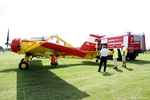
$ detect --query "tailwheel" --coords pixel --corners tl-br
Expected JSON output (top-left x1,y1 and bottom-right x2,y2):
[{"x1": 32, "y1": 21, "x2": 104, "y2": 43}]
[
  {"x1": 19, "y1": 61, "x2": 29, "y2": 70},
  {"x1": 96, "y1": 59, "x2": 99, "y2": 63}
]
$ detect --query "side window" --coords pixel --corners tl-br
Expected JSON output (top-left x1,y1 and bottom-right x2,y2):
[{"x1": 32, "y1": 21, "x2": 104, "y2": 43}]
[
  {"x1": 134, "y1": 35, "x2": 141, "y2": 41},
  {"x1": 60, "y1": 40, "x2": 66, "y2": 46},
  {"x1": 48, "y1": 38, "x2": 58, "y2": 44}
]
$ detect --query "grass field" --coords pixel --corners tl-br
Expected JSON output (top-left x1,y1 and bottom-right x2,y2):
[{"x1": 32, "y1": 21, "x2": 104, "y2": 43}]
[{"x1": 0, "y1": 52, "x2": 150, "y2": 100}]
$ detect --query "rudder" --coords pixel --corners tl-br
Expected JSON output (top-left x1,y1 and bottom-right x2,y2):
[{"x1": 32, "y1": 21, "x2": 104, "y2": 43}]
[{"x1": 79, "y1": 34, "x2": 103, "y2": 51}]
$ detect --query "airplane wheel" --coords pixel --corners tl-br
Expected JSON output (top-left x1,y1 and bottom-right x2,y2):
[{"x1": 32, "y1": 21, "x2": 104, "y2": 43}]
[
  {"x1": 21, "y1": 58, "x2": 24, "y2": 62},
  {"x1": 19, "y1": 61, "x2": 29, "y2": 70},
  {"x1": 21, "y1": 58, "x2": 29, "y2": 62}
]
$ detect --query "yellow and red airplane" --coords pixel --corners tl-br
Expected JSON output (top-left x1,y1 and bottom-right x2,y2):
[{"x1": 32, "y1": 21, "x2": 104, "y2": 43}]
[{"x1": 5, "y1": 30, "x2": 112, "y2": 70}]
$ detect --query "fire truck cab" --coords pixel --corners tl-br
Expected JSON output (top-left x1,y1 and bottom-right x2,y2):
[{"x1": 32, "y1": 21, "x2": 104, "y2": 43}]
[{"x1": 98, "y1": 32, "x2": 146, "y2": 60}]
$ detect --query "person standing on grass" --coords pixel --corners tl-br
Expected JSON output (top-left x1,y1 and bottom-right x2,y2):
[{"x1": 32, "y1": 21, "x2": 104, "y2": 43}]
[
  {"x1": 98, "y1": 45, "x2": 110, "y2": 72},
  {"x1": 50, "y1": 55, "x2": 58, "y2": 68},
  {"x1": 112, "y1": 45, "x2": 118, "y2": 69},
  {"x1": 121, "y1": 44, "x2": 127, "y2": 68}
]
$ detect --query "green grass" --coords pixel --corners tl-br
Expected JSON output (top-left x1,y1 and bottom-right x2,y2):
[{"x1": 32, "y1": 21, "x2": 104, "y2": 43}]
[{"x1": 0, "y1": 52, "x2": 150, "y2": 100}]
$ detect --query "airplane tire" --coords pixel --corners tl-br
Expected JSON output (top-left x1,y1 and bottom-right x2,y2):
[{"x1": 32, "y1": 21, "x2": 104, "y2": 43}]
[
  {"x1": 19, "y1": 61, "x2": 29, "y2": 70},
  {"x1": 21, "y1": 58, "x2": 29, "y2": 62},
  {"x1": 21, "y1": 58, "x2": 24, "y2": 62},
  {"x1": 96, "y1": 59, "x2": 99, "y2": 63}
]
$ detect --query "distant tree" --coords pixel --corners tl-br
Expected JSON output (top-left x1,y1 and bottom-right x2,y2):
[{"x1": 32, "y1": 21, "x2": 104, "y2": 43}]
[
  {"x1": 4, "y1": 48, "x2": 11, "y2": 51},
  {"x1": 0, "y1": 46, "x2": 4, "y2": 51}
]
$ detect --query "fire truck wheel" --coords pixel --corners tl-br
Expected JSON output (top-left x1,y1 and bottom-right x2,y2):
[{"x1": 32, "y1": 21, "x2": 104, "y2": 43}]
[
  {"x1": 118, "y1": 50, "x2": 122, "y2": 60},
  {"x1": 129, "y1": 54, "x2": 136, "y2": 60}
]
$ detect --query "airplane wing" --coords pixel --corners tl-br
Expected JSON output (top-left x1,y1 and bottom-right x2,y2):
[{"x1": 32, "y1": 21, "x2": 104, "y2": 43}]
[{"x1": 20, "y1": 41, "x2": 87, "y2": 58}]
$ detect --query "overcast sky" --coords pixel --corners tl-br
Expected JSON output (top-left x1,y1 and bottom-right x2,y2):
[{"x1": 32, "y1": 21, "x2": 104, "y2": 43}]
[{"x1": 0, "y1": 0, "x2": 150, "y2": 48}]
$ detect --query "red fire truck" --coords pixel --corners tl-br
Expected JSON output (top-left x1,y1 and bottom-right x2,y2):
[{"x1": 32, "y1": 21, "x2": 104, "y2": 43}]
[{"x1": 97, "y1": 32, "x2": 146, "y2": 60}]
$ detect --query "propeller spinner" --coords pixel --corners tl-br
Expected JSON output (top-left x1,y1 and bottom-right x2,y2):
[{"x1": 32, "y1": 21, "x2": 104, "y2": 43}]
[{"x1": 11, "y1": 38, "x2": 21, "y2": 53}]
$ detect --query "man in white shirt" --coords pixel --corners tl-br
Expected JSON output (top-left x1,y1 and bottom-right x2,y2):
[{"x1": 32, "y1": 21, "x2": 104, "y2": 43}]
[{"x1": 98, "y1": 45, "x2": 110, "y2": 72}]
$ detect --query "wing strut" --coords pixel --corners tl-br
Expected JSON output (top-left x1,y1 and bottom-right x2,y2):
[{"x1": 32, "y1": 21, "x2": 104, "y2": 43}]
[{"x1": 57, "y1": 58, "x2": 69, "y2": 67}]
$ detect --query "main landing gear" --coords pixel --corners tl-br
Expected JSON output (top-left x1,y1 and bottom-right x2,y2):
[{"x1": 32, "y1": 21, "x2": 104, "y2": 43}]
[
  {"x1": 19, "y1": 61, "x2": 29, "y2": 70},
  {"x1": 18, "y1": 54, "x2": 31, "y2": 70}
]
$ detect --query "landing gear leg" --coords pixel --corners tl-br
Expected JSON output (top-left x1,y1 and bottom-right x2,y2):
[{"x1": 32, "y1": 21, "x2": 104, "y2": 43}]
[{"x1": 19, "y1": 53, "x2": 31, "y2": 70}]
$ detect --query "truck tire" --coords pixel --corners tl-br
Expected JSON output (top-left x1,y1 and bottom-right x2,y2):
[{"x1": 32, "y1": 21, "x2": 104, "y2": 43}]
[
  {"x1": 118, "y1": 49, "x2": 122, "y2": 60},
  {"x1": 129, "y1": 53, "x2": 136, "y2": 60}
]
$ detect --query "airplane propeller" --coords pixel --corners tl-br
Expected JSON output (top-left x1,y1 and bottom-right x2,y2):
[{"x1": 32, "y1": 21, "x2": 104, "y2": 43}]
[
  {"x1": 4, "y1": 28, "x2": 21, "y2": 53},
  {"x1": 5, "y1": 29, "x2": 10, "y2": 49}
]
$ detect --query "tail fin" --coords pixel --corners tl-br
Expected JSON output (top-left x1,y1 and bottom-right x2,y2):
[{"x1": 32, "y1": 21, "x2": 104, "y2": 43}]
[{"x1": 79, "y1": 34, "x2": 103, "y2": 51}]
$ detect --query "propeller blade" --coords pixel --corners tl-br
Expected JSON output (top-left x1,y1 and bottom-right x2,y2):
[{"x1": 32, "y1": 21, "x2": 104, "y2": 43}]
[
  {"x1": 5, "y1": 28, "x2": 10, "y2": 47},
  {"x1": 7, "y1": 28, "x2": 9, "y2": 43}
]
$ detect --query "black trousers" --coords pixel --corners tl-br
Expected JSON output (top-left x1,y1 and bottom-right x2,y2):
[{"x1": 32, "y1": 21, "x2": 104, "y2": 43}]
[{"x1": 98, "y1": 57, "x2": 107, "y2": 72}]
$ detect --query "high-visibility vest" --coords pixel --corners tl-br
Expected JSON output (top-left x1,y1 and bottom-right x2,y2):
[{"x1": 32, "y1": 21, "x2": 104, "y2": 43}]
[
  {"x1": 113, "y1": 48, "x2": 118, "y2": 58},
  {"x1": 121, "y1": 47, "x2": 127, "y2": 56}
]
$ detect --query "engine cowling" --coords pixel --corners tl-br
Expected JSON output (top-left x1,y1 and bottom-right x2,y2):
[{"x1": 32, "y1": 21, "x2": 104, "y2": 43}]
[{"x1": 11, "y1": 38, "x2": 21, "y2": 53}]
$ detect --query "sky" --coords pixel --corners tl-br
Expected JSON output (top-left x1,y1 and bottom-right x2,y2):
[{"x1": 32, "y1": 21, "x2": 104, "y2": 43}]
[{"x1": 0, "y1": 0, "x2": 150, "y2": 49}]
